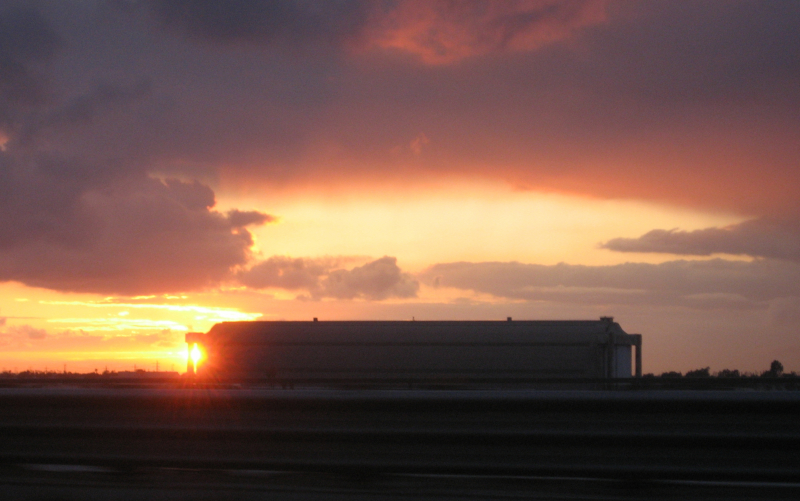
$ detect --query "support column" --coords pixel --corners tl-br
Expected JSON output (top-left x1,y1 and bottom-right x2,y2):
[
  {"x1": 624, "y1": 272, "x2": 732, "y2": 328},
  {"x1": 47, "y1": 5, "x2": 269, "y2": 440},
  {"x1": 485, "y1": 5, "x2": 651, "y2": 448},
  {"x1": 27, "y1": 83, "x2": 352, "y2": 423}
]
[
  {"x1": 633, "y1": 334, "x2": 642, "y2": 377},
  {"x1": 605, "y1": 331, "x2": 616, "y2": 379}
]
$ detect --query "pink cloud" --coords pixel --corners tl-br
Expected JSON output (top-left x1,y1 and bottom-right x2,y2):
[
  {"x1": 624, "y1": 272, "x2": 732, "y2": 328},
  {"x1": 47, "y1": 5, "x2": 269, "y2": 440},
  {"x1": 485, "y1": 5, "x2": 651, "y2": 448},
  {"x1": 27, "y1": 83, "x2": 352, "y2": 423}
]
[{"x1": 364, "y1": 0, "x2": 609, "y2": 64}]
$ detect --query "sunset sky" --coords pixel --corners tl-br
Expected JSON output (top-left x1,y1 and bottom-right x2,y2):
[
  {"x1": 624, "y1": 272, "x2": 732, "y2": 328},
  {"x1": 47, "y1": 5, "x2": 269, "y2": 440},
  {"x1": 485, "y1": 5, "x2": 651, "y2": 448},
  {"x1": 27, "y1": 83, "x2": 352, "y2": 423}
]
[{"x1": 1, "y1": 0, "x2": 799, "y2": 374}]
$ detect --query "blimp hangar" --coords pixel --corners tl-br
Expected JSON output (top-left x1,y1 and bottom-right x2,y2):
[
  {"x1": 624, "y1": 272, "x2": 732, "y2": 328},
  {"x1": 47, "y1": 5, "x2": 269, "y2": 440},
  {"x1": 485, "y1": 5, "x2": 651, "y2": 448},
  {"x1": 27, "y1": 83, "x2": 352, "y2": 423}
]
[{"x1": 185, "y1": 317, "x2": 642, "y2": 385}]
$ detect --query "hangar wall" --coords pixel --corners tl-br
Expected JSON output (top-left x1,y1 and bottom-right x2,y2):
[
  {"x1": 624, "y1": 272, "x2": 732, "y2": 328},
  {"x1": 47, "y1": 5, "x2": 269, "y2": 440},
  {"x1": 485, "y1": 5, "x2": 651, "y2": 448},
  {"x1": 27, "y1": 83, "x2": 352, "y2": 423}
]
[{"x1": 186, "y1": 317, "x2": 642, "y2": 382}]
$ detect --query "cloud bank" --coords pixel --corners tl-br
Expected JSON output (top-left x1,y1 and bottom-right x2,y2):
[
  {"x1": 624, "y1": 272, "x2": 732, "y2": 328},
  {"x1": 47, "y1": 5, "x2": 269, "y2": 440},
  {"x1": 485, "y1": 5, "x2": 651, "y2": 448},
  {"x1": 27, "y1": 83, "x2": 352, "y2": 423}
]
[
  {"x1": 422, "y1": 259, "x2": 800, "y2": 309},
  {"x1": 239, "y1": 256, "x2": 419, "y2": 300},
  {"x1": 602, "y1": 218, "x2": 800, "y2": 262},
  {"x1": 0, "y1": 151, "x2": 274, "y2": 295},
  {"x1": 4, "y1": 1, "x2": 796, "y2": 213},
  {"x1": 0, "y1": 2, "x2": 276, "y2": 295}
]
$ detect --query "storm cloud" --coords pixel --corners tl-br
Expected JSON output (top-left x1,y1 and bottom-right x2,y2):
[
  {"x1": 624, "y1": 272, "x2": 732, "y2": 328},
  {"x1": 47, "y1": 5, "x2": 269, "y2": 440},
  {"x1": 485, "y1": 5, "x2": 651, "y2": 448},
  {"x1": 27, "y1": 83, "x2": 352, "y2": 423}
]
[{"x1": 0, "y1": 151, "x2": 274, "y2": 295}]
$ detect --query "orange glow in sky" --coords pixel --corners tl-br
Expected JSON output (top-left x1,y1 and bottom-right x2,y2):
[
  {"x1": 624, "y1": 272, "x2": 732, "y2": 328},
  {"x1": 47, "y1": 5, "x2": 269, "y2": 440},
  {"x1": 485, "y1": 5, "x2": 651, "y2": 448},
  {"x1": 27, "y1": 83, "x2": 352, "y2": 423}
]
[
  {"x1": 0, "y1": 182, "x2": 752, "y2": 374},
  {"x1": 2, "y1": 1, "x2": 799, "y2": 376},
  {"x1": 222, "y1": 181, "x2": 744, "y2": 271}
]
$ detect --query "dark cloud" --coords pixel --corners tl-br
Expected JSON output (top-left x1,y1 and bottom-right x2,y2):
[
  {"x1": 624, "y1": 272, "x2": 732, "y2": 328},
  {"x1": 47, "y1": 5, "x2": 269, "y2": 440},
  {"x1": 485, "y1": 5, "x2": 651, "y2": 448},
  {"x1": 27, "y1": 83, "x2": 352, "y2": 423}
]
[
  {"x1": 421, "y1": 259, "x2": 800, "y2": 308},
  {"x1": 239, "y1": 255, "x2": 419, "y2": 300},
  {"x1": 0, "y1": 5, "x2": 61, "y2": 106},
  {"x1": 149, "y1": 0, "x2": 370, "y2": 48},
  {"x1": 4, "y1": 1, "x2": 793, "y2": 218},
  {"x1": 148, "y1": 0, "x2": 609, "y2": 64},
  {"x1": 0, "y1": 151, "x2": 274, "y2": 295},
  {"x1": 20, "y1": 80, "x2": 152, "y2": 143},
  {"x1": 602, "y1": 218, "x2": 800, "y2": 262}
]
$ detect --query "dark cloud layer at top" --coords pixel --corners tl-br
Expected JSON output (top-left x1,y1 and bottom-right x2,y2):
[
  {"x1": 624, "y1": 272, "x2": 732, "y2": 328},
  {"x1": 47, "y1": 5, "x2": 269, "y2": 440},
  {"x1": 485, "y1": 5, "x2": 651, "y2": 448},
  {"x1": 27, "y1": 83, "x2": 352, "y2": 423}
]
[
  {"x1": 137, "y1": 0, "x2": 800, "y2": 216},
  {"x1": 602, "y1": 218, "x2": 800, "y2": 262},
  {"x1": 149, "y1": 0, "x2": 370, "y2": 48},
  {"x1": 5, "y1": 0, "x2": 795, "y2": 215},
  {"x1": 0, "y1": 5, "x2": 60, "y2": 106},
  {"x1": 148, "y1": 0, "x2": 607, "y2": 63},
  {"x1": 20, "y1": 80, "x2": 153, "y2": 143}
]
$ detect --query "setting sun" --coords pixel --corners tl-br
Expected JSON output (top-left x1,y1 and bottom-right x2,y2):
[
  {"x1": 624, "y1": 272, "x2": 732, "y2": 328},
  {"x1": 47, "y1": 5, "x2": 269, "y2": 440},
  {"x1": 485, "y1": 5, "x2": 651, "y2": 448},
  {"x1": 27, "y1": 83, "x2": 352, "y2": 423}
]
[
  {"x1": 190, "y1": 344, "x2": 202, "y2": 372},
  {"x1": 0, "y1": 1, "x2": 799, "y2": 375}
]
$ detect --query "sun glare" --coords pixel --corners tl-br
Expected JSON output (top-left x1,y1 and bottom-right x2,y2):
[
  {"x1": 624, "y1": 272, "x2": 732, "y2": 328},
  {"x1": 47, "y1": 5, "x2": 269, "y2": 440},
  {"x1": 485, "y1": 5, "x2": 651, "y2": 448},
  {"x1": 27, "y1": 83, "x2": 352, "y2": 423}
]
[{"x1": 190, "y1": 343, "x2": 202, "y2": 373}]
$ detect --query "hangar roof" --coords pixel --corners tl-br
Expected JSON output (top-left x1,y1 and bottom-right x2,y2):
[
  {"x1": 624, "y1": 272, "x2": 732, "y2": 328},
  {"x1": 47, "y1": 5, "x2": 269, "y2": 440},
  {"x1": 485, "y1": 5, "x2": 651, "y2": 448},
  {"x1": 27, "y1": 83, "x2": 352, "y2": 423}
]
[{"x1": 198, "y1": 319, "x2": 637, "y2": 346}]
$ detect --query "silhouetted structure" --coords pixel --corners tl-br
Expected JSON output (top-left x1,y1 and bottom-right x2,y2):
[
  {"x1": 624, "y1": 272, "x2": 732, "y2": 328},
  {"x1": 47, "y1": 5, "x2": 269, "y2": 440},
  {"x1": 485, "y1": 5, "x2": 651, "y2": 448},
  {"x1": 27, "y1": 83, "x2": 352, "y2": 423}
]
[{"x1": 186, "y1": 317, "x2": 641, "y2": 383}]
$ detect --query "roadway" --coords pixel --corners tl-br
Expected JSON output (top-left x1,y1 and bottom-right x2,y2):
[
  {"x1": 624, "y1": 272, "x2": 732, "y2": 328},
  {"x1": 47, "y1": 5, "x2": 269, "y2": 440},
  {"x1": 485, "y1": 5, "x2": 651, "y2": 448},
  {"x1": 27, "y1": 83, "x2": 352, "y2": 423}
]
[{"x1": 1, "y1": 388, "x2": 799, "y2": 500}]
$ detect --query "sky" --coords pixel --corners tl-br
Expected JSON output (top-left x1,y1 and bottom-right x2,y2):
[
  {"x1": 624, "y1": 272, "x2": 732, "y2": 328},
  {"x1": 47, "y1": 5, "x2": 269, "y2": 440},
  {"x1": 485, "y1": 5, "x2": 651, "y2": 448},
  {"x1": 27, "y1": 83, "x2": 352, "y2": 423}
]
[{"x1": 1, "y1": 0, "x2": 799, "y2": 375}]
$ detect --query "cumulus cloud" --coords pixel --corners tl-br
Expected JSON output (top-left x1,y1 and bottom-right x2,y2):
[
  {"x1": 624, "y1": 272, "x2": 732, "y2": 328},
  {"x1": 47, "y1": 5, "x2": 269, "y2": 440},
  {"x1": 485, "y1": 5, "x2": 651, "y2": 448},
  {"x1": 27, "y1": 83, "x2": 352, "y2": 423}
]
[
  {"x1": 238, "y1": 256, "x2": 343, "y2": 291},
  {"x1": 239, "y1": 255, "x2": 419, "y2": 300},
  {"x1": 320, "y1": 256, "x2": 419, "y2": 300},
  {"x1": 421, "y1": 259, "x2": 800, "y2": 309},
  {"x1": 0, "y1": 152, "x2": 275, "y2": 295},
  {"x1": 601, "y1": 218, "x2": 800, "y2": 262}
]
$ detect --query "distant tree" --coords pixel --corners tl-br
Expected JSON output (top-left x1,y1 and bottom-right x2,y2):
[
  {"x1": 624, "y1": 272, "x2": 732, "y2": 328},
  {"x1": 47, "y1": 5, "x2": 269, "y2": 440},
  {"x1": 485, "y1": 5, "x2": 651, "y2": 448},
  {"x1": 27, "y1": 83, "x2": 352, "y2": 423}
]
[
  {"x1": 716, "y1": 369, "x2": 740, "y2": 378},
  {"x1": 685, "y1": 367, "x2": 711, "y2": 378},
  {"x1": 660, "y1": 371, "x2": 682, "y2": 378},
  {"x1": 762, "y1": 360, "x2": 784, "y2": 378}
]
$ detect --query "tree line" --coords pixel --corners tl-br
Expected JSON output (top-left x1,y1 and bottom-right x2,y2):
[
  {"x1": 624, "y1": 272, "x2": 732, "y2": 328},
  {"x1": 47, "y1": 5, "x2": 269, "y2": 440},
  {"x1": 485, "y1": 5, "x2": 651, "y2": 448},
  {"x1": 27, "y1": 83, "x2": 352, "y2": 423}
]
[{"x1": 645, "y1": 360, "x2": 794, "y2": 378}]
